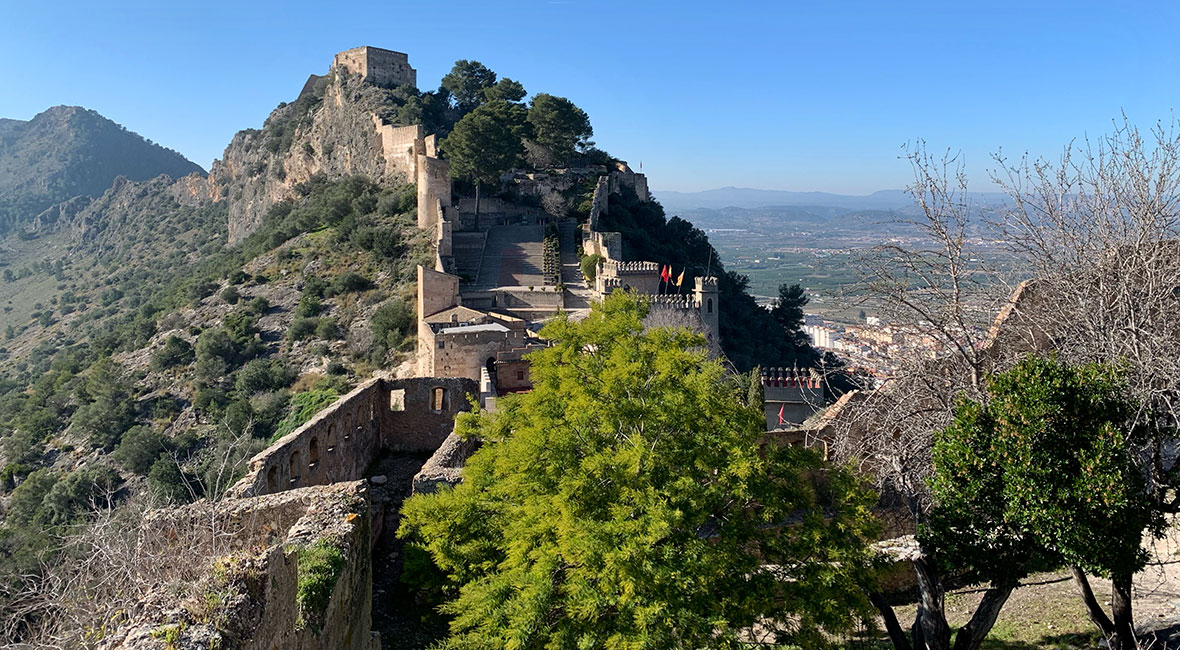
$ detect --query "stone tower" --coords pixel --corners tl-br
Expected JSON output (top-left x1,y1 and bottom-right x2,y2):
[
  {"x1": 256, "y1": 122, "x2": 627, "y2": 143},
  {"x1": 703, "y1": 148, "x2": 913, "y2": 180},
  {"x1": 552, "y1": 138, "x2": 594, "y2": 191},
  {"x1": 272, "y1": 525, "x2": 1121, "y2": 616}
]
[
  {"x1": 694, "y1": 276, "x2": 720, "y2": 341},
  {"x1": 332, "y1": 46, "x2": 417, "y2": 88}
]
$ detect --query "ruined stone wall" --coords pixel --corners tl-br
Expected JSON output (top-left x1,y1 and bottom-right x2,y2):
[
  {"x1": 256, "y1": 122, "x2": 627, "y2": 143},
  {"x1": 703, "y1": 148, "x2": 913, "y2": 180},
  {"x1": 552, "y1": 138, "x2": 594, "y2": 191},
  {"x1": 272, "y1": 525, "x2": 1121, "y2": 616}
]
[
  {"x1": 374, "y1": 120, "x2": 423, "y2": 180},
  {"x1": 229, "y1": 377, "x2": 476, "y2": 498},
  {"x1": 413, "y1": 433, "x2": 481, "y2": 495},
  {"x1": 102, "y1": 482, "x2": 378, "y2": 650}
]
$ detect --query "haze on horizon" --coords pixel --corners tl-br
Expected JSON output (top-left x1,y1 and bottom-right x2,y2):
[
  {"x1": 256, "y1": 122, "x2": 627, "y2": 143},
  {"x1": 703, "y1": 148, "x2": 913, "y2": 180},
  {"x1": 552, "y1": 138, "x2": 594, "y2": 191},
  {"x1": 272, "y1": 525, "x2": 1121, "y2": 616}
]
[{"x1": 2, "y1": 0, "x2": 1175, "y2": 196}]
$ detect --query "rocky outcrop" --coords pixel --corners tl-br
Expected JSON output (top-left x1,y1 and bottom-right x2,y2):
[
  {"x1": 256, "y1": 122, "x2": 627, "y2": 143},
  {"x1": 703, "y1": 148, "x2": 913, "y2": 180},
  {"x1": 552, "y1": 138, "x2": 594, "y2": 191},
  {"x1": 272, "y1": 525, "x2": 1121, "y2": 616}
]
[{"x1": 210, "y1": 67, "x2": 422, "y2": 243}]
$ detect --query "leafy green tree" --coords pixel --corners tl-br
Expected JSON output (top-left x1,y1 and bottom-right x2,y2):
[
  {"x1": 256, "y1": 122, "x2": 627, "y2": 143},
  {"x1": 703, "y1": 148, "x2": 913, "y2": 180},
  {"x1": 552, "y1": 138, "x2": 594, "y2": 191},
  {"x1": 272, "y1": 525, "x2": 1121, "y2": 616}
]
[
  {"x1": 72, "y1": 358, "x2": 137, "y2": 449},
  {"x1": 400, "y1": 293, "x2": 880, "y2": 649},
  {"x1": 483, "y1": 78, "x2": 526, "y2": 104},
  {"x1": 931, "y1": 357, "x2": 1158, "y2": 650},
  {"x1": 443, "y1": 100, "x2": 529, "y2": 226},
  {"x1": 879, "y1": 356, "x2": 1159, "y2": 650},
  {"x1": 440, "y1": 60, "x2": 498, "y2": 114},
  {"x1": 527, "y1": 93, "x2": 593, "y2": 164},
  {"x1": 235, "y1": 358, "x2": 296, "y2": 395}
]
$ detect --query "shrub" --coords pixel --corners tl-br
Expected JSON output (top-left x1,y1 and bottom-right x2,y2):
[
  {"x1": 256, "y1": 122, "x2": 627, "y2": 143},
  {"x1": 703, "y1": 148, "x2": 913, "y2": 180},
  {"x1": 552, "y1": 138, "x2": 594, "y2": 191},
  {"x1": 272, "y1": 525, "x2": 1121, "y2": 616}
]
[
  {"x1": 148, "y1": 457, "x2": 195, "y2": 504},
  {"x1": 37, "y1": 466, "x2": 121, "y2": 525},
  {"x1": 114, "y1": 426, "x2": 168, "y2": 475},
  {"x1": 6, "y1": 469, "x2": 58, "y2": 525},
  {"x1": 151, "y1": 336, "x2": 194, "y2": 371},
  {"x1": 371, "y1": 300, "x2": 413, "y2": 349},
  {"x1": 296, "y1": 538, "x2": 348, "y2": 631},
  {"x1": 220, "y1": 286, "x2": 240, "y2": 305},
  {"x1": 272, "y1": 389, "x2": 340, "y2": 441},
  {"x1": 287, "y1": 318, "x2": 319, "y2": 342},
  {"x1": 580, "y1": 253, "x2": 602, "y2": 283},
  {"x1": 295, "y1": 294, "x2": 322, "y2": 318},
  {"x1": 325, "y1": 272, "x2": 372, "y2": 297},
  {"x1": 315, "y1": 318, "x2": 340, "y2": 340},
  {"x1": 235, "y1": 358, "x2": 296, "y2": 395}
]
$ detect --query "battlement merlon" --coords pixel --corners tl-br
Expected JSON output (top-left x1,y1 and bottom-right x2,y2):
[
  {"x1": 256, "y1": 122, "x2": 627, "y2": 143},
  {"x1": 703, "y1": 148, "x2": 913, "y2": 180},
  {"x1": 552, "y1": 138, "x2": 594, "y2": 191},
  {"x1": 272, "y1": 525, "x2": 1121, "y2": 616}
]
[{"x1": 333, "y1": 46, "x2": 417, "y2": 89}]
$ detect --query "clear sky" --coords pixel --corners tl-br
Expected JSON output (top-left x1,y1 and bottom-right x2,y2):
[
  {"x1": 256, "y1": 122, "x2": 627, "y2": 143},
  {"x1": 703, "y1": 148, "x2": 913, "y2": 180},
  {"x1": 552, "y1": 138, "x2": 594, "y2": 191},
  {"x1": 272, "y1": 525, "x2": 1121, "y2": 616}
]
[{"x1": 2, "y1": 1, "x2": 1176, "y2": 194}]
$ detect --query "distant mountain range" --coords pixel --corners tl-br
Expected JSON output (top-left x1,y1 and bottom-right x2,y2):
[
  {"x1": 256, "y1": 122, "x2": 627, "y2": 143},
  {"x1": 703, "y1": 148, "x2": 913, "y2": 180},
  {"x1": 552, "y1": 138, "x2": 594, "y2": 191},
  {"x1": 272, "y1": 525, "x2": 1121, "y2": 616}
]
[
  {"x1": 0, "y1": 105, "x2": 205, "y2": 234},
  {"x1": 653, "y1": 186, "x2": 1008, "y2": 212}
]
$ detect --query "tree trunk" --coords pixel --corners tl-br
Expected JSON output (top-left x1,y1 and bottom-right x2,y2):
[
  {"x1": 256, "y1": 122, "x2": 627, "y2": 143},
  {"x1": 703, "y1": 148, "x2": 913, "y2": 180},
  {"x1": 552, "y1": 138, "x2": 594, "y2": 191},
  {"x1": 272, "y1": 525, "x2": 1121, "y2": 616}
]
[
  {"x1": 951, "y1": 583, "x2": 1014, "y2": 650},
  {"x1": 1111, "y1": 572, "x2": 1138, "y2": 650},
  {"x1": 1071, "y1": 566, "x2": 1117, "y2": 642},
  {"x1": 869, "y1": 591, "x2": 912, "y2": 650},
  {"x1": 474, "y1": 180, "x2": 482, "y2": 231},
  {"x1": 912, "y1": 557, "x2": 952, "y2": 650}
]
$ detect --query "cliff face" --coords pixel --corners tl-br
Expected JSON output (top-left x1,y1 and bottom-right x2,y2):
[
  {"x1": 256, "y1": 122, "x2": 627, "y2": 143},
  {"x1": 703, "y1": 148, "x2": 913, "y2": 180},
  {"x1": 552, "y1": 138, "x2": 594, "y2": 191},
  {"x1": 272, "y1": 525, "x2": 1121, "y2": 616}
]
[{"x1": 210, "y1": 69, "x2": 421, "y2": 243}]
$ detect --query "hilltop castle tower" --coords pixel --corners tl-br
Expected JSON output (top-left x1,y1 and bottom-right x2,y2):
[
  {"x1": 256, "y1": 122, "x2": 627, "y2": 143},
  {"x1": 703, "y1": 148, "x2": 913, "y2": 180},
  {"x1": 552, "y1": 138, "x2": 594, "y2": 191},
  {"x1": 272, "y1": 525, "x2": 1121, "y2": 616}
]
[{"x1": 332, "y1": 46, "x2": 417, "y2": 88}]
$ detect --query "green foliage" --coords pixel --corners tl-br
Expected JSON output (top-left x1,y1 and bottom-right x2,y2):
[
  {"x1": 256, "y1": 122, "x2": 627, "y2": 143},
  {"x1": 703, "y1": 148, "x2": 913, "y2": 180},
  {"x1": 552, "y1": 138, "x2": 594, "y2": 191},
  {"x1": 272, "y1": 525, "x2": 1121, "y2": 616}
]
[
  {"x1": 272, "y1": 388, "x2": 341, "y2": 442},
  {"x1": 37, "y1": 465, "x2": 120, "y2": 526},
  {"x1": 440, "y1": 60, "x2": 499, "y2": 115},
  {"x1": 926, "y1": 356, "x2": 1161, "y2": 583},
  {"x1": 295, "y1": 537, "x2": 349, "y2": 631},
  {"x1": 527, "y1": 93, "x2": 593, "y2": 163},
  {"x1": 314, "y1": 318, "x2": 339, "y2": 340},
  {"x1": 579, "y1": 253, "x2": 602, "y2": 283},
  {"x1": 150, "y1": 335, "x2": 194, "y2": 371},
  {"x1": 72, "y1": 358, "x2": 137, "y2": 449},
  {"x1": 370, "y1": 299, "x2": 413, "y2": 349},
  {"x1": 5, "y1": 469, "x2": 58, "y2": 526},
  {"x1": 325, "y1": 272, "x2": 373, "y2": 296},
  {"x1": 234, "y1": 358, "x2": 296, "y2": 395},
  {"x1": 219, "y1": 285, "x2": 240, "y2": 305},
  {"x1": 113, "y1": 425, "x2": 169, "y2": 475},
  {"x1": 483, "y1": 78, "x2": 526, "y2": 104},
  {"x1": 287, "y1": 317, "x2": 319, "y2": 342},
  {"x1": 400, "y1": 293, "x2": 879, "y2": 649},
  {"x1": 147, "y1": 457, "x2": 194, "y2": 504},
  {"x1": 443, "y1": 100, "x2": 529, "y2": 187}
]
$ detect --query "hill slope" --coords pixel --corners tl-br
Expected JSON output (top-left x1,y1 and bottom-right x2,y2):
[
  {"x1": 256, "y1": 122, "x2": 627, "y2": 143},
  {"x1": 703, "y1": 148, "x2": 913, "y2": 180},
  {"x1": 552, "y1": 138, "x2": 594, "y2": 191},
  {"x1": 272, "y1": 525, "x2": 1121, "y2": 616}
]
[{"x1": 0, "y1": 106, "x2": 205, "y2": 234}]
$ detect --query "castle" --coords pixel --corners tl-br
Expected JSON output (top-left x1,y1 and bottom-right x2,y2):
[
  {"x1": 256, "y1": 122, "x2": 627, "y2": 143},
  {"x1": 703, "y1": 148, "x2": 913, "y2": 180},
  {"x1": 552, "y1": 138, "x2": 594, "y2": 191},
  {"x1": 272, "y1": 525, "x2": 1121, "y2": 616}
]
[
  {"x1": 332, "y1": 46, "x2": 417, "y2": 88},
  {"x1": 103, "y1": 46, "x2": 732, "y2": 649}
]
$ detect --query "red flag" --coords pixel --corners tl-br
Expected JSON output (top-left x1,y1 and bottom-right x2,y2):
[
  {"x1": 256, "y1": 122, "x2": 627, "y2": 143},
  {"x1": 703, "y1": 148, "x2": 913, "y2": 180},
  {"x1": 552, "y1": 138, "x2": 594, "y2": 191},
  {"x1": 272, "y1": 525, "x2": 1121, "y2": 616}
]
[
  {"x1": 660, "y1": 265, "x2": 671, "y2": 283},
  {"x1": 777, "y1": 403, "x2": 786, "y2": 426}
]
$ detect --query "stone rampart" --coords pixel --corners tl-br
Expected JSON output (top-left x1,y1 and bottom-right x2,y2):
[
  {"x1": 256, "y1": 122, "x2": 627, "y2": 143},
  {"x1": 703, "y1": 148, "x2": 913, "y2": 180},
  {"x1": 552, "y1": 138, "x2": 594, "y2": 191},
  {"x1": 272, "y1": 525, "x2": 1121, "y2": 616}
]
[
  {"x1": 413, "y1": 433, "x2": 481, "y2": 495},
  {"x1": 102, "y1": 482, "x2": 377, "y2": 650},
  {"x1": 228, "y1": 377, "x2": 477, "y2": 498},
  {"x1": 417, "y1": 154, "x2": 451, "y2": 229}
]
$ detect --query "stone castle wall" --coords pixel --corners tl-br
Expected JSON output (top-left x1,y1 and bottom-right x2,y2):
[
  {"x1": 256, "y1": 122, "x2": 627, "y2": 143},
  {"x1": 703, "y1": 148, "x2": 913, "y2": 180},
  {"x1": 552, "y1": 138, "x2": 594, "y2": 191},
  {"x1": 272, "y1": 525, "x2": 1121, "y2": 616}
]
[
  {"x1": 103, "y1": 482, "x2": 378, "y2": 650},
  {"x1": 333, "y1": 46, "x2": 416, "y2": 88},
  {"x1": 229, "y1": 377, "x2": 477, "y2": 498}
]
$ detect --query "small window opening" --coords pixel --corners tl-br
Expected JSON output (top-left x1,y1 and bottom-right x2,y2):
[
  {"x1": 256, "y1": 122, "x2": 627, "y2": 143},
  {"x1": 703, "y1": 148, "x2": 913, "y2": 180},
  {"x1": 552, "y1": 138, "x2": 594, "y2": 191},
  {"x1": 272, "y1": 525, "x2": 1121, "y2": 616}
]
[
  {"x1": 431, "y1": 387, "x2": 445, "y2": 412},
  {"x1": 390, "y1": 388, "x2": 406, "y2": 412}
]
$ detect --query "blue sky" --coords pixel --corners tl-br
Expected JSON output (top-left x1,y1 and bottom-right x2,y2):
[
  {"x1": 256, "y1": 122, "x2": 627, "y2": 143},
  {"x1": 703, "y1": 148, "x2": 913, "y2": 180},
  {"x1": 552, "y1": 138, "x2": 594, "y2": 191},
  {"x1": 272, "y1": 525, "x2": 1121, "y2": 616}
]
[{"x1": 2, "y1": 1, "x2": 1176, "y2": 194}]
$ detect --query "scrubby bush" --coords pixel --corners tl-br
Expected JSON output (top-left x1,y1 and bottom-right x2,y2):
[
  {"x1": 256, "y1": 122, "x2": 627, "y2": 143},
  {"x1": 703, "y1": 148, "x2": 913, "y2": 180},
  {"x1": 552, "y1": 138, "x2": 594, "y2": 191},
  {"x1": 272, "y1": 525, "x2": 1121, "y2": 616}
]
[
  {"x1": 325, "y1": 272, "x2": 372, "y2": 297},
  {"x1": 315, "y1": 318, "x2": 340, "y2": 340},
  {"x1": 113, "y1": 426, "x2": 169, "y2": 475},
  {"x1": 287, "y1": 318, "x2": 319, "y2": 342},
  {"x1": 150, "y1": 335, "x2": 194, "y2": 371},
  {"x1": 371, "y1": 299, "x2": 413, "y2": 349},
  {"x1": 220, "y1": 286, "x2": 240, "y2": 305},
  {"x1": 235, "y1": 358, "x2": 296, "y2": 395}
]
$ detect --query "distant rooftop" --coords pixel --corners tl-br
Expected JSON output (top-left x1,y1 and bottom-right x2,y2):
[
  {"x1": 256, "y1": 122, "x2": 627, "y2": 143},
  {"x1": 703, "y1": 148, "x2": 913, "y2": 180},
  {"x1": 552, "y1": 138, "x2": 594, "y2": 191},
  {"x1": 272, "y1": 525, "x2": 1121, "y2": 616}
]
[{"x1": 440, "y1": 323, "x2": 510, "y2": 335}]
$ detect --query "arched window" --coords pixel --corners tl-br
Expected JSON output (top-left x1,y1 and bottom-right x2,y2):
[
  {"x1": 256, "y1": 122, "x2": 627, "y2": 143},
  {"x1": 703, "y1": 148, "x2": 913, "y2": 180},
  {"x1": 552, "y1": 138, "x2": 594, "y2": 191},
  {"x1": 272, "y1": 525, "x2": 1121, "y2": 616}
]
[
  {"x1": 266, "y1": 466, "x2": 278, "y2": 492},
  {"x1": 707, "y1": 298, "x2": 714, "y2": 314},
  {"x1": 289, "y1": 451, "x2": 302, "y2": 486},
  {"x1": 309, "y1": 437, "x2": 320, "y2": 469},
  {"x1": 432, "y1": 387, "x2": 445, "y2": 412}
]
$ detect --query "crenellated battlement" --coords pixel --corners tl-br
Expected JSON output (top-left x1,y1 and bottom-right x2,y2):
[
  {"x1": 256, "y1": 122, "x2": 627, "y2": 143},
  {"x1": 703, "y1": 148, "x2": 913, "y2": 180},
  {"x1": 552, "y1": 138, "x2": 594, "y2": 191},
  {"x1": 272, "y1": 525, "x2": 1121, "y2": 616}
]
[
  {"x1": 649, "y1": 294, "x2": 699, "y2": 309},
  {"x1": 761, "y1": 367, "x2": 825, "y2": 389},
  {"x1": 604, "y1": 260, "x2": 660, "y2": 275}
]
